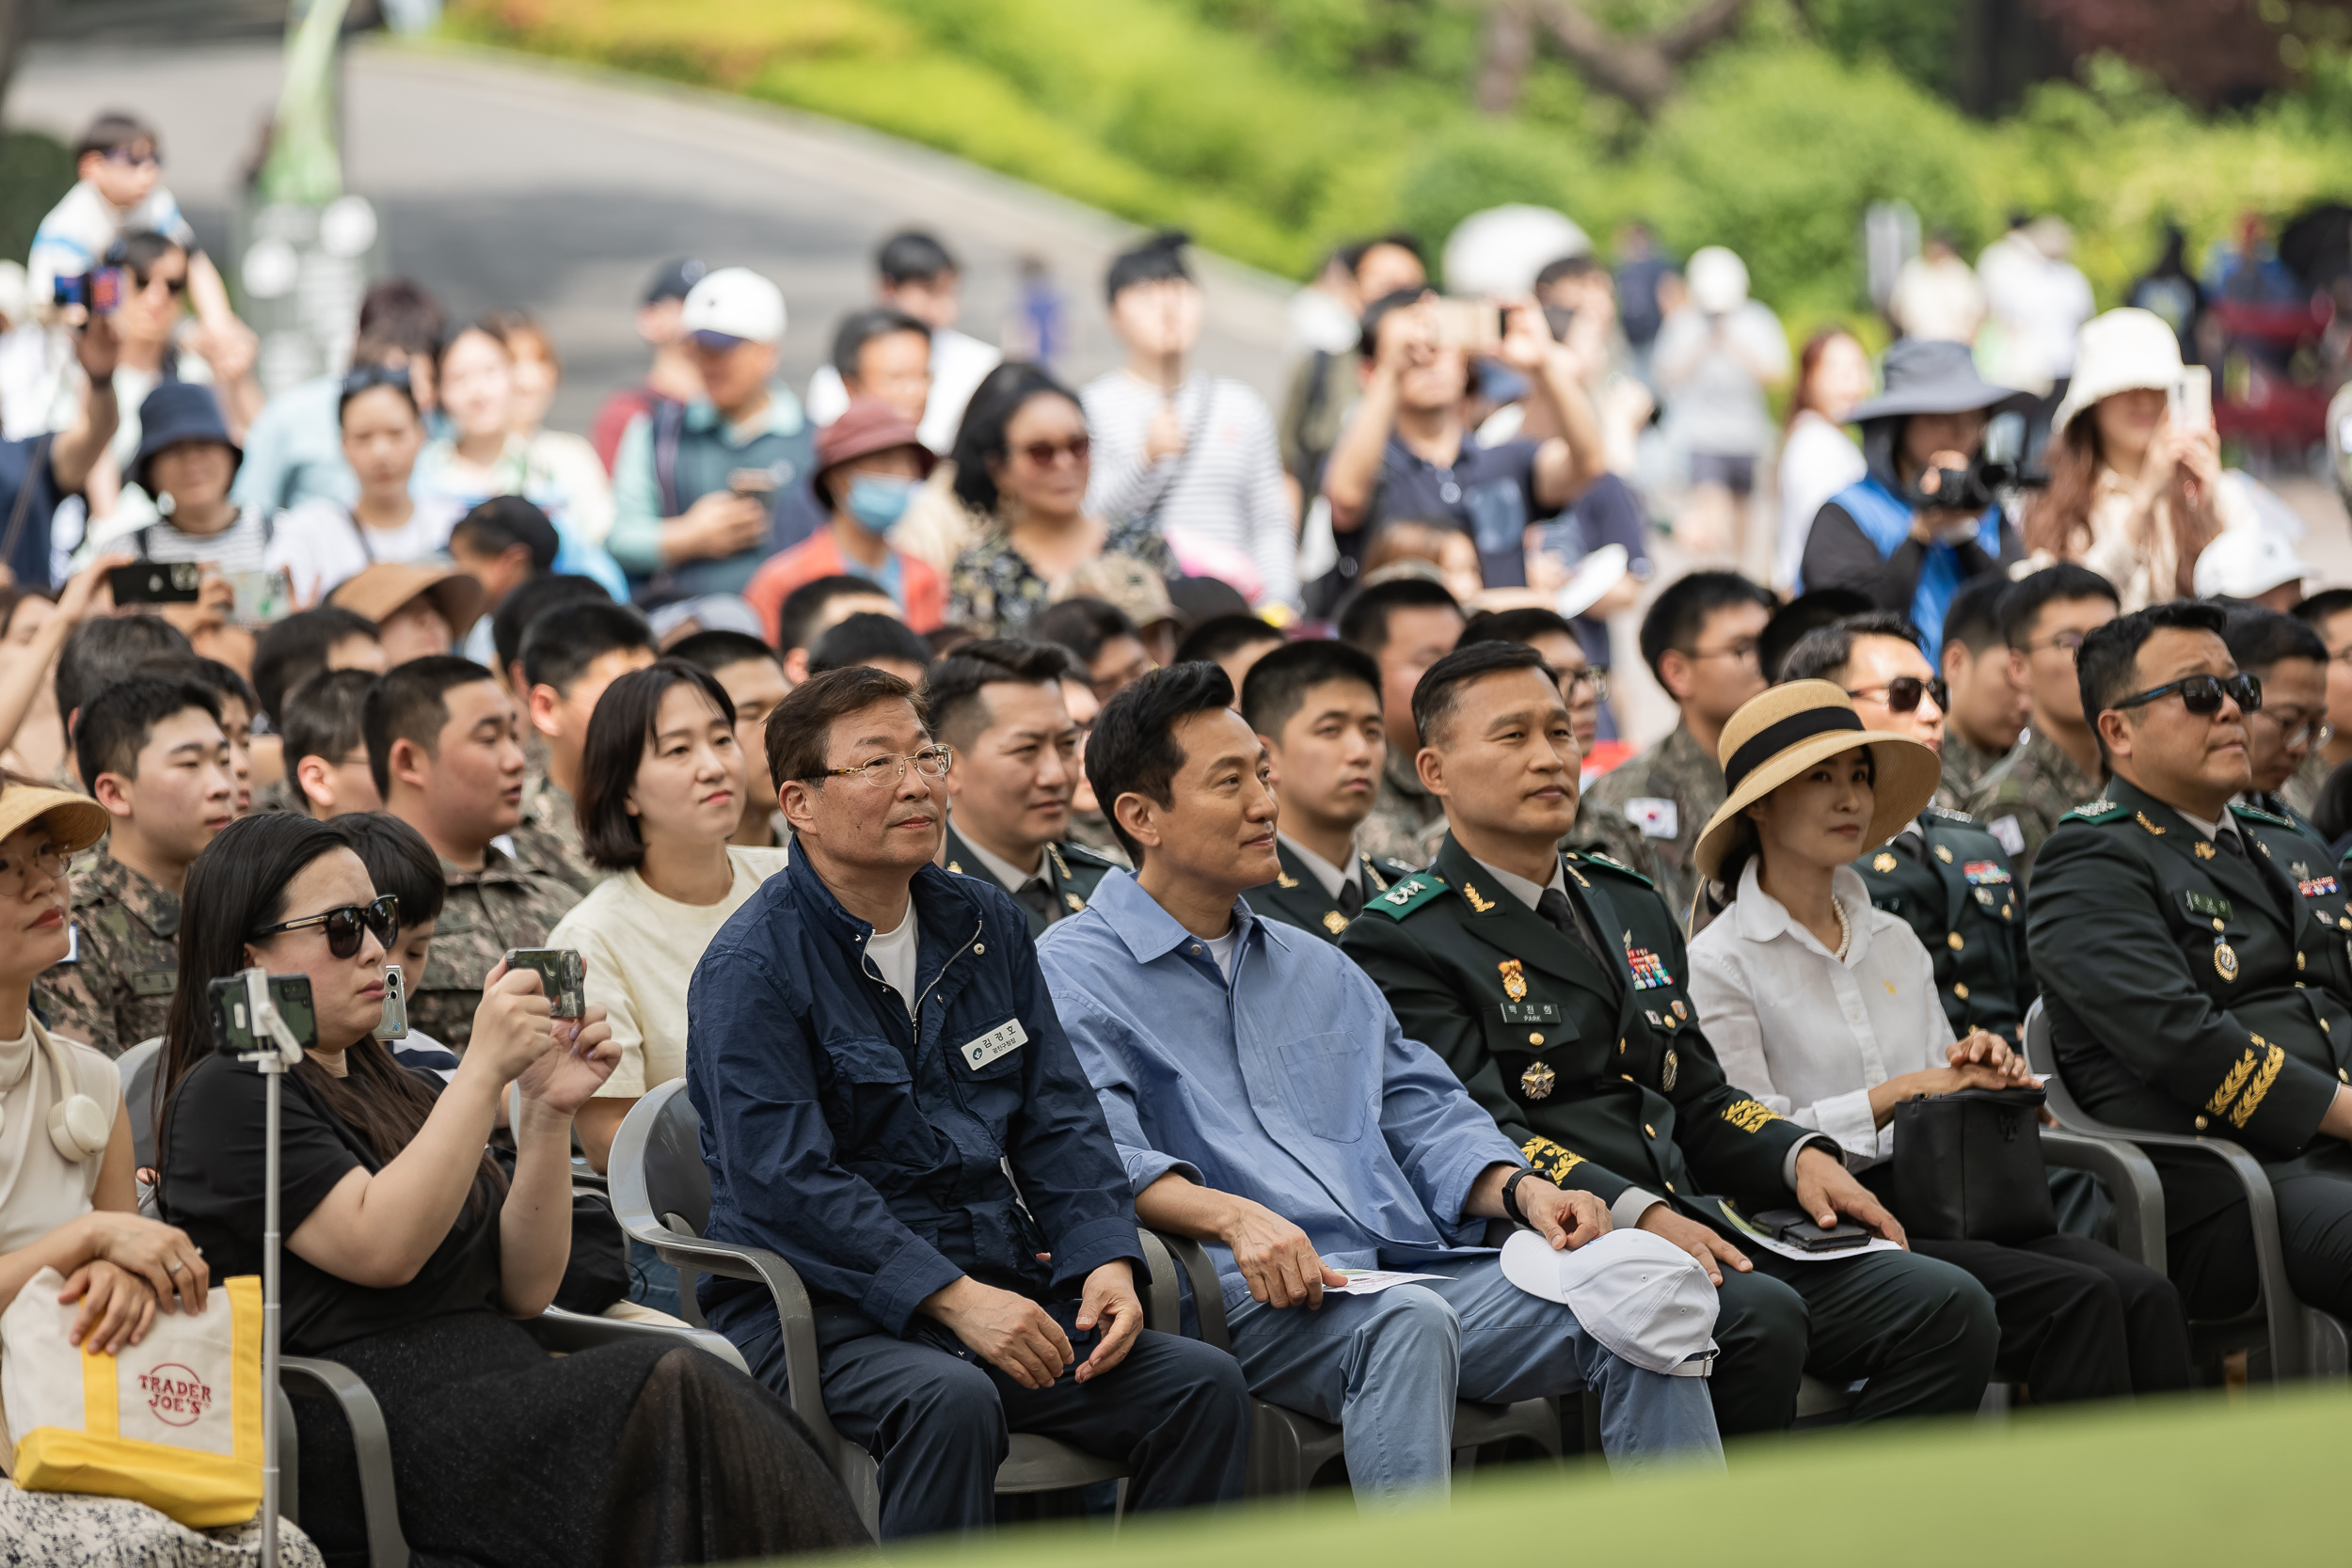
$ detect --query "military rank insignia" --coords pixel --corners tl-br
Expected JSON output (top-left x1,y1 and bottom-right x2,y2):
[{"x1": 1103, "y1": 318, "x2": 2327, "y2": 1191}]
[
  {"x1": 1520, "y1": 1060, "x2": 1556, "y2": 1100},
  {"x1": 1872, "y1": 852, "x2": 1897, "y2": 873},
  {"x1": 1627, "y1": 945, "x2": 1672, "y2": 990},
  {"x1": 1463, "y1": 882, "x2": 1496, "y2": 913},
  {"x1": 1934, "y1": 846, "x2": 1953, "y2": 863},
  {"x1": 2195, "y1": 842, "x2": 2217, "y2": 860},
  {"x1": 1499, "y1": 958, "x2": 1528, "y2": 1000},
  {"x1": 1961, "y1": 861, "x2": 2010, "y2": 886},
  {"x1": 1322, "y1": 911, "x2": 1348, "y2": 934},
  {"x1": 2300, "y1": 875, "x2": 2341, "y2": 898},
  {"x1": 1277, "y1": 870, "x2": 1301, "y2": 889}
]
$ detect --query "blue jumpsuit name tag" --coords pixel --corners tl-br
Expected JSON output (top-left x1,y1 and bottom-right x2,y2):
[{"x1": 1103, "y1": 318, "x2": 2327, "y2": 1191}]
[{"x1": 960, "y1": 1019, "x2": 1028, "y2": 1070}]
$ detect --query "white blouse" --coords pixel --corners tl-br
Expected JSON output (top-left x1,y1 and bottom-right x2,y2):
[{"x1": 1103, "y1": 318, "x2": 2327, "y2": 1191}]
[
  {"x1": 1685, "y1": 860, "x2": 1954, "y2": 1167},
  {"x1": 0, "y1": 1017, "x2": 120, "y2": 1254}
]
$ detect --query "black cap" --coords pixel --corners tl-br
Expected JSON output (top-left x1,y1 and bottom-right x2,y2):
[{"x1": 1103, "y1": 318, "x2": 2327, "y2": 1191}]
[{"x1": 644, "y1": 258, "x2": 707, "y2": 306}]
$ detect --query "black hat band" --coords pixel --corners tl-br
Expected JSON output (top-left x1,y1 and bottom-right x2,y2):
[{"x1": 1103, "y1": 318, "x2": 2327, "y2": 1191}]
[{"x1": 1723, "y1": 708, "x2": 1864, "y2": 796}]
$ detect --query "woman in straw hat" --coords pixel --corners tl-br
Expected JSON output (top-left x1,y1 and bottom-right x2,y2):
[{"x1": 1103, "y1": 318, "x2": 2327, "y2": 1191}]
[
  {"x1": 1683, "y1": 684, "x2": 2191, "y2": 1402},
  {"x1": 2023, "y1": 306, "x2": 2259, "y2": 612}
]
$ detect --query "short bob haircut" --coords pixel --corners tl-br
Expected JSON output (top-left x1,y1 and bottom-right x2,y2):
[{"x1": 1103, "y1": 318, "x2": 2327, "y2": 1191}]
[{"x1": 576, "y1": 658, "x2": 739, "y2": 872}]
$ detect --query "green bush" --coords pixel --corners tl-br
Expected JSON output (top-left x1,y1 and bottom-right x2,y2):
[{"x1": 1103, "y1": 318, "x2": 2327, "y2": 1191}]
[{"x1": 0, "y1": 130, "x2": 76, "y2": 265}]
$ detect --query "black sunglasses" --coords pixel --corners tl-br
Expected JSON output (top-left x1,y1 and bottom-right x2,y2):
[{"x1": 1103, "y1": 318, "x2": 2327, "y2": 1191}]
[
  {"x1": 251, "y1": 895, "x2": 400, "y2": 959},
  {"x1": 1846, "y1": 676, "x2": 1947, "y2": 715},
  {"x1": 2111, "y1": 672, "x2": 2262, "y2": 719},
  {"x1": 342, "y1": 363, "x2": 413, "y2": 398}
]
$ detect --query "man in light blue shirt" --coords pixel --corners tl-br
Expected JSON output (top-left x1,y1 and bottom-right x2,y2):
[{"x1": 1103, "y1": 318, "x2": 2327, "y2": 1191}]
[{"x1": 1037, "y1": 663, "x2": 1723, "y2": 1497}]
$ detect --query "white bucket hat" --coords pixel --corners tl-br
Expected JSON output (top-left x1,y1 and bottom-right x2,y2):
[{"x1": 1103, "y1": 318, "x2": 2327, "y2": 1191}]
[
  {"x1": 2050, "y1": 308, "x2": 2183, "y2": 440},
  {"x1": 1686, "y1": 246, "x2": 1750, "y2": 314},
  {"x1": 1441, "y1": 205, "x2": 1592, "y2": 298},
  {"x1": 2193, "y1": 527, "x2": 2312, "y2": 601},
  {"x1": 1500, "y1": 1228, "x2": 1719, "y2": 1377}
]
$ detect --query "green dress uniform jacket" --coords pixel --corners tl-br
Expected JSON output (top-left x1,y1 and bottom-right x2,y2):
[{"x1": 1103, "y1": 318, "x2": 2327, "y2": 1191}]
[
  {"x1": 1241, "y1": 838, "x2": 1416, "y2": 942},
  {"x1": 940, "y1": 821, "x2": 1115, "y2": 940},
  {"x1": 2028, "y1": 776, "x2": 2352, "y2": 1231},
  {"x1": 32, "y1": 853, "x2": 182, "y2": 1057},
  {"x1": 1339, "y1": 834, "x2": 1816, "y2": 1233},
  {"x1": 1855, "y1": 806, "x2": 2035, "y2": 1042}
]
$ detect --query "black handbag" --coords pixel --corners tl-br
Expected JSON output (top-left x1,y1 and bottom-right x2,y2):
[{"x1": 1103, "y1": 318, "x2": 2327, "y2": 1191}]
[{"x1": 1889, "y1": 1085, "x2": 2056, "y2": 1244}]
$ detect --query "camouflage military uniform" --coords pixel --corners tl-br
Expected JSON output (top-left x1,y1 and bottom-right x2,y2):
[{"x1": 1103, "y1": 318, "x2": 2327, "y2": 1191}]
[
  {"x1": 1574, "y1": 722, "x2": 1723, "y2": 928},
  {"x1": 1936, "y1": 730, "x2": 2009, "y2": 814},
  {"x1": 1356, "y1": 749, "x2": 1445, "y2": 868},
  {"x1": 1966, "y1": 726, "x2": 2104, "y2": 886},
  {"x1": 414, "y1": 845, "x2": 582, "y2": 1051},
  {"x1": 33, "y1": 854, "x2": 183, "y2": 1057},
  {"x1": 509, "y1": 764, "x2": 600, "y2": 899},
  {"x1": 2280, "y1": 750, "x2": 2328, "y2": 823}
]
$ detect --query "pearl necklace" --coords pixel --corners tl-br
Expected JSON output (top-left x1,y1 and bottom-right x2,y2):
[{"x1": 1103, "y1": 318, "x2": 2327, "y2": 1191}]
[{"x1": 1829, "y1": 895, "x2": 1852, "y2": 961}]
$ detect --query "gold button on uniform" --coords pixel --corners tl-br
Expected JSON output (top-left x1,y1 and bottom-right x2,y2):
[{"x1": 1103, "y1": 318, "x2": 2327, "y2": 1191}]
[
  {"x1": 1527, "y1": 1031, "x2": 1544, "y2": 1045},
  {"x1": 1947, "y1": 932, "x2": 1964, "y2": 951},
  {"x1": 2298, "y1": 953, "x2": 2308, "y2": 971},
  {"x1": 1665, "y1": 1181, "x2": 1676, "y2": 1194},
  {"x1": 1953, "y1": 982, "x2": 1970, "y2": 1000},
  {"x1": 974, "y1": 942, "x2": 986, "y2": 955},
  {"x1": 2340, "y1": 1069, "x2": 2348, "y2": 1084},
  {"x1": 2212, "y1": 918, "x2": 2225, "y2": 932},
  {"x1": 1644, "y1": 1124, "x2": 1657, "y2": 1138},
  {"x1": 2195, "y1": 1115, "x2": 2209, "y2": 1130}
]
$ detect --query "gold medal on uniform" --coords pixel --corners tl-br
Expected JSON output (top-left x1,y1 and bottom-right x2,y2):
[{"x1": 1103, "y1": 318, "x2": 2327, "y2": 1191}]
[
  {"x1": 1520, "y1": 1060, "x2": 1556, "y2": 1100},
  {"x1": 1499, "y1": 958, "x2": 1528, "y2": 1001},
  {"x1": 2215, "y1": 940, "x2": 2240, "y2": 982},
  {"x1": 1662, "y1": 1049, "x2": 1679, "y2": 1091}
]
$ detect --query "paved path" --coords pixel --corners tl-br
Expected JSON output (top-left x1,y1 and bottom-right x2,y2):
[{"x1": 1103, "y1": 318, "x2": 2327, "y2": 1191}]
[{"x1": 8, "y1": 36, "x2": 1298, "y2": 432}]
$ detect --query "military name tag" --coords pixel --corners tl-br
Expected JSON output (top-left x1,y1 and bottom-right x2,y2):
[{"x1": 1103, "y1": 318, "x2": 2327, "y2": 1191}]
[
  {"x1": 131, "y1": 968, "x2": 178, "y2": 998},
  {"x1": 1501, "y1": 1002, "x2": 1561, "y2": 1023},
  {"x1": 960, "y1": 1019, "x2": 1028, "y2": 1070},
  {"x1": 2186, "y1": 892, "x2": 2232, "y2": 921}
]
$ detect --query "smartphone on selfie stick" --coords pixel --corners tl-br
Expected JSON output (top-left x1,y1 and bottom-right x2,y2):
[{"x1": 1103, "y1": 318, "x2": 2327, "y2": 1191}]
[{"x1": 207, "y1": 968, "x2": 315, "y2": 1568}]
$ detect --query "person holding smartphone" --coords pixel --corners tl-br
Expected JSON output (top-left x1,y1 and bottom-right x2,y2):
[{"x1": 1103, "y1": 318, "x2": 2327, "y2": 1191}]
[
  {"x1": 1684, "y1": 681, "x2": 2190, "y2": 1404},
  {"x1": 2023, "y1": 307, "x2": 2259, "y2": 613}
]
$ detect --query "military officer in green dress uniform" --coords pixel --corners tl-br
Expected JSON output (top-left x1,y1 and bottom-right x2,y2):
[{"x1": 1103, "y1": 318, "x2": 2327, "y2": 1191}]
[
  {"x1": 33, "y1": 673, "x2": 236, "y2": 1056},
  {"x1": 1341, "y1": 641, "x2": 1999, "y2": 1434},
  {"x1": 1236, "y1": 640, "x2": 1419, "y2": 942},
  {"x1": 1780, "y1": 612, "x2": 2034, "y2": 1042},
  {"x1": 926, "y1": 637, "x2": 1116, "y2": 937},
  {"x1": 2032, "y1": 601, "x2": 2352, "y2": 1324}
]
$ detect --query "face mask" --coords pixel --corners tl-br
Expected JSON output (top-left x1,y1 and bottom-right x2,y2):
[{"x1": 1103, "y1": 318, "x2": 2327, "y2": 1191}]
[{"x1": 844, "y1": 473, "x2": 915, "y2": 535}]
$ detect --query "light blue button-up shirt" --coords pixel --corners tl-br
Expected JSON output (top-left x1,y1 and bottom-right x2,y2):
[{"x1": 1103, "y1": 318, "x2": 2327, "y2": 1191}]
[{"x1": 1037, "y1": 871, "x2": 1520, "y2": 1304}]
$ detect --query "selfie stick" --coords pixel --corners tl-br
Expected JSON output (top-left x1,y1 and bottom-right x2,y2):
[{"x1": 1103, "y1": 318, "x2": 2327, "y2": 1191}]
[{"x1": 236, "y1": 966, "x2": 306, "y2": 1566}]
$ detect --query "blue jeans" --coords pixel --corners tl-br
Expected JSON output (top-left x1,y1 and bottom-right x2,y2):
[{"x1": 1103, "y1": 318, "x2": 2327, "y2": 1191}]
[{"x1": 1223, "y1": 1255, "x2": 1722, "y2": 1499}]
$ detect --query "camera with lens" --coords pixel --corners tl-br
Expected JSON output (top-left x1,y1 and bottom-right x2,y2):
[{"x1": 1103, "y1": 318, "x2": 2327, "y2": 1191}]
[{"x1": 1900, "y1": 410, "x2": 2047, "y2": 514}]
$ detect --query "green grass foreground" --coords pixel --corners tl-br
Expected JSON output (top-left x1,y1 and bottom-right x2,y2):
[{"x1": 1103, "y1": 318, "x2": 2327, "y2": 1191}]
[{"x1": 802, "y1": 1383, "x2": 2346, "y2": 1565}]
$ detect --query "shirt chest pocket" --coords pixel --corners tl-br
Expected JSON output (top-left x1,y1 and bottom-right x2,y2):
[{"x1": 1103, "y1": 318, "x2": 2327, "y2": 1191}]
[
  {"x1": 1268, "y1": 1031, "x2": 1370, "y2": 1144},
  {"x1": 820, "y1": 1035, "x2": 917, "y2": 1144}
]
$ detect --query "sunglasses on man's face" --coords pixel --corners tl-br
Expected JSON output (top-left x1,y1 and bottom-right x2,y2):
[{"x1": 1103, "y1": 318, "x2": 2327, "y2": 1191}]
[
  {"x1": 250, "y1": 895, "x2": 400, "y2": 959},
  {"x1": 2111, "y1": 672, "x2": 2262, "y2": 719},
  {"x1": 1846, "y1": 676, "x2": 1947, "y2": 715}
]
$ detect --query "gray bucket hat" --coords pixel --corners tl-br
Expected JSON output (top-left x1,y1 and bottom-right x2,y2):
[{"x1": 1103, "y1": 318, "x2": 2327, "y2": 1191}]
[{"x1": 1848, "y1": 338, "x2": 2033, "y2": 423}]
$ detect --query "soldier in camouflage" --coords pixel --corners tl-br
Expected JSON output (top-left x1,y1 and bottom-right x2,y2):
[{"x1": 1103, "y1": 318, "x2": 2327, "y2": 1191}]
[
  {"x1": 1966, "y1": 563, "x2": 2118, "y2": 883},
  {"x1": 1578, "y1": 571, "x2": 1772, "y2": 926},
  {"x1": 33, "y1": 673, "x2": 236, "y2": 1055},
  {"x1": 1336, "y1": 577, "x2": 1466, "y2": 870},
  {"x1": 371, "y1": 655, "x2": 584, "y2": 1050},
  {"x1": 512, "y1": 600, "x2": 657, "y2": 898},
  {"x1": 1931, "y1": 575, "x2": 2026, "y2": 811}
]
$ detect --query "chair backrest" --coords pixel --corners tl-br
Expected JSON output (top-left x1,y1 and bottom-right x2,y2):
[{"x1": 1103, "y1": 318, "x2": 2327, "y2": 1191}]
[
  {"x1": 2022, "y1": 1000, "x2": 2100, "y2": 1131},
  {"x1": 118, "y1": 1037, "x2": 164, "y2": 1170},
  {"x1": 642, "y1": 1080, "x2": 712, "y2": 1235}
]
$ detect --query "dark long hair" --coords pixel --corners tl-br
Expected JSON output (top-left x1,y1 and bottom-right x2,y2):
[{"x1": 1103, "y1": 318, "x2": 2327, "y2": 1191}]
[
  {"x1": 949, "y1": 360, "x2": 1083, "y2": 517},
  {"x1": 157, "y1": 813, "x2": 504, "y2": 1220}
]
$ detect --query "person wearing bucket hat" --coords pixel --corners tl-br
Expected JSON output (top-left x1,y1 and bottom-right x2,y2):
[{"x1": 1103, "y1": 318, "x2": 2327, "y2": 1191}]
[
  {"x1": 742, "y1": 396, "x2": 945, "y2": 641},
  {"x1": 1796, "y1": 338, "x2": 2032, "y2": 662},
  {"x1": 1343, "y1": 641, "x2": 2003, "y2": 1433},
  {"x1": 2023, "y1": 307, "x2": 2261, "y2": 614},
  {"x1": 2028, "y1": 601, "x2": 2352, "y2": 1328},
  {"x1": 88, "y1": 382, "x2": 270, "y2": 578},
  {"x1": 1684, "y1": 680, "x2": 2192, "y2": 1402}
]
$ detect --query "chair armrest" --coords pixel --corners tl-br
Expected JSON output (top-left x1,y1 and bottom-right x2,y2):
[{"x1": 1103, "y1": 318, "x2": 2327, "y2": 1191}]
[
  {"x1": 1150, "y1": 1230, "x2": 1232, "y2": 1351},
  {"x1": 1136, "y1": 1230, "x2": 1182, "y2": 1335},
  {"x1": 524, "y1": 1305, "x2": 750, "y2": 1374},
  {"x1": 280, "y1": 1356, "x2": 409, "y2": 1568},
  {"x1": 2040, "y1": 1128, "x2": 2168, "y2": 1274}
]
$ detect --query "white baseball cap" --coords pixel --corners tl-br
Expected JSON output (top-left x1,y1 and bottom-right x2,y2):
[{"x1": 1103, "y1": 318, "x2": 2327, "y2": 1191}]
[
  {"x1": 679, "y1": 266, "x2": 787, "y2": 346},
  {"x1": 2193, "y1": 527, "x2": 2312, "y2": 601},
  {"x1": 1500, "y1": 1227, "x2": 1719, "y2": 1377}
]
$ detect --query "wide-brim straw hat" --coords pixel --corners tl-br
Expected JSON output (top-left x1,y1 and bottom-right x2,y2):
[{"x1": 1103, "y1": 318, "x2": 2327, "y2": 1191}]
[
  {"x1": 2049, "y1": 308, "x2": 2185, "y2": 440},
  {"x1": 0, "y1": 779, "x2": 108, "y2": 855},
  {"x1": 329, "y1": 560, "x2": 488, "y2": 638},
  {"x1": 1692, "y1": 680, "x2": 1943, "y2": 882}
]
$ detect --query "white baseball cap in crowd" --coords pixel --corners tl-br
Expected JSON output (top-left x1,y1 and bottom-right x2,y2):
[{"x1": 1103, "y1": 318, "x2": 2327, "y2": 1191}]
[
  {"x1": 679, "y1": 266, "x2": 787, "y2": 346},
  {"x1": 1500, "y1": 1227, "x2": 1719, "y2": 1377},
  {"x1": 2193, "y1": 527, "x2": 2312, "y2": 602}
]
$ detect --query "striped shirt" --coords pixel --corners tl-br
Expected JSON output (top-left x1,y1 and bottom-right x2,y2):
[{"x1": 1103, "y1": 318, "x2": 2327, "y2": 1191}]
[
  {"x1": 92, "y1": 509, "x2": 274, "y2": 574},
  {"x1": 1080, "y1": 369, "x2": 1297, "y2": 610}
]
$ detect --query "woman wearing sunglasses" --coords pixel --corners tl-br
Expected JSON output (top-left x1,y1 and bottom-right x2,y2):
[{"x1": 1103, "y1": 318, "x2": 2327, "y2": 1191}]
[
  {"x1": 945, "y1": 360, "x2": 1175, "y2": 638},
  {"x1": 265, "y1": 366, "x2": 460, "y2": 607},
  {"x1": 153, "y1": 813, "x2": 864, "y2": 1564},
  {"x1": 1685, "y1": 682, "x2": 2192, "y2": 1406}
]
